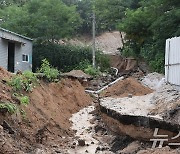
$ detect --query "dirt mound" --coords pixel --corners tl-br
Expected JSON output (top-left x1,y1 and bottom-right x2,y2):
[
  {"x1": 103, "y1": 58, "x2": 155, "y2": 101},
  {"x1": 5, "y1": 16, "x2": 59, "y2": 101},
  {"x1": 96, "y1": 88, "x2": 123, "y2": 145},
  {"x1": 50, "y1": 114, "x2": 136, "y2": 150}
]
[
  {"x1": 100, "y1": 77, "x2": 153, "y2": 98},
  {"x1": 0, "y1": 78, "x2": 92, "y2": 153}
]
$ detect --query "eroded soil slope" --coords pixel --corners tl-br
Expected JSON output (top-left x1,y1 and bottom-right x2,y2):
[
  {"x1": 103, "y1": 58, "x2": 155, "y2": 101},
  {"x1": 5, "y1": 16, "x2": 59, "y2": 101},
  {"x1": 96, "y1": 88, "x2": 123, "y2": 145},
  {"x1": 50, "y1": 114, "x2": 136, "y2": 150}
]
[{"x1": 0, "y1": 67, "x2": 92, "y2": 153}]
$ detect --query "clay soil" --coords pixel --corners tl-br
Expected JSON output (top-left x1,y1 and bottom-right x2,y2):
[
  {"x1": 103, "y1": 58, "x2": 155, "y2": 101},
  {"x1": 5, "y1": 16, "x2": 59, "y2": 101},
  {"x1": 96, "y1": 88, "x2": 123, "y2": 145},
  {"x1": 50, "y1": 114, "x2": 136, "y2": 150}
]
[
  {"x1": 0, "y1": 67, "x2": 92, "y2": 153},
  {"x1": 100, "y1": 77, "x2": 153, "y2": 98}
]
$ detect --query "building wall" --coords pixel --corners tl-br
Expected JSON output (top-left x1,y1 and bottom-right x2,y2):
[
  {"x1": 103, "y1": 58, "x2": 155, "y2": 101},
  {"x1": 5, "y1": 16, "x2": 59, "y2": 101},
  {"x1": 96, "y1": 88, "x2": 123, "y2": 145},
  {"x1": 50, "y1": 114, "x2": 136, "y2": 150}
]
[
  {"x1": 165, "y1": 37, "x2": 180, "y2": 90},
  {"x1": 0, "y1": 29, "x2": 32, "y2": 72},
  {"x1": 0, "y1": 38, "x2": 8, "y2": 69}
]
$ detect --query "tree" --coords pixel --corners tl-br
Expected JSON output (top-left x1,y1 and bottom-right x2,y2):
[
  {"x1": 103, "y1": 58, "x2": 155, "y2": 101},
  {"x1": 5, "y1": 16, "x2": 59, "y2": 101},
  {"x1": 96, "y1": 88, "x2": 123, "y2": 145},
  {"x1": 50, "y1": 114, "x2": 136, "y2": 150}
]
[
  {"x1": 118, "y1": 0, "x2": 180, "y2": 72},
  {"x1": 0, "y1": 0, "x2": 82, "y2": 40}
]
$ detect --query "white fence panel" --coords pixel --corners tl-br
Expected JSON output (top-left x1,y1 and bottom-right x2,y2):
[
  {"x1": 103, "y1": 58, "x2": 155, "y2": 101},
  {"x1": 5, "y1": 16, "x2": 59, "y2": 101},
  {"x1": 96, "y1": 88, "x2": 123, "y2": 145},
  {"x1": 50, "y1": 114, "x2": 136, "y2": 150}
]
[{"x1": 165, "y1": 37, "x2": 180, "y2": 89}]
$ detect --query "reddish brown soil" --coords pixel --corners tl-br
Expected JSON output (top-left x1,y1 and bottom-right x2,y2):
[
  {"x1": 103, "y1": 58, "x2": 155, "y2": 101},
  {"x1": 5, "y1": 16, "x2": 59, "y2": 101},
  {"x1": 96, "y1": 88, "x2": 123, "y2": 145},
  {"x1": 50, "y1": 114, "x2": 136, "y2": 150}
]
[
  {"x1": 0, "y1": 67, "x2": 13, "y2": 103},
  {"x1": 0, "y1": 67, "x2": 12, "y2": 79},
  {"x1": 26, "y1": 78, "x2": 92, "y2": 135},
  {"x1": 100, "y1": 77, "x2": 153, "y2": 98},
  {"x1": 0, "y1": 67, "x2": 92, "y2": 153}
]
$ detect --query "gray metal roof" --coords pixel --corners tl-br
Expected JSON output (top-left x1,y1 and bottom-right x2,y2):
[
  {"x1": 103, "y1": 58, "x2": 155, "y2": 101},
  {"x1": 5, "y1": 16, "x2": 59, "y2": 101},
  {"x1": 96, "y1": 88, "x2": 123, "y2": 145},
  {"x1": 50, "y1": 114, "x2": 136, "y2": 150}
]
[{"x1": 0, "y1": 27, "x2": 33, "y2": 41}]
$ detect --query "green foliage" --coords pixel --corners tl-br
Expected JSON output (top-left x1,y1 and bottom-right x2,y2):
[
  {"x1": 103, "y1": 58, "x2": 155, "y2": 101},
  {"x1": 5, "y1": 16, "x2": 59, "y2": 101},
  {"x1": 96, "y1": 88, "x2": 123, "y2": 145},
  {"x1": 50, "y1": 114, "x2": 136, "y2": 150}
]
[
  {"x1": 39, "y1": 59, "x2": 59, "y2": 82},
  {"x1": 9, "y1": 75, "x2": 23, "y2": 91},
  {"x1": 118, "y1": 0, "x2": 180, "y2": 73},
  {"x1": 84, "y1": 65, "x2": 100, "y2": 76},
  {"x1": 96, "y1": 52, "x2": 110, "y2": 71},
  {"x1": 75, "y1": 60, "x2": 91, "y2": 70},
  {"x1": 13, "y1": 93, "x2": 30, "y2": 106},
  {"x1": 19, "y1": 96, "x2": 29, "y2": 106},
  {"x1": 0, "y1": 102, "x2": 17, "y2": 114},
  {"x1": 33, "y1": 42, "x2": 110, "y2": 73},
  {"x1": 9, "y1": 71, "x2": 38, "y2": 92},
  {"x1": 0, "y1": 0, "x2": 82, "y2": 40}
]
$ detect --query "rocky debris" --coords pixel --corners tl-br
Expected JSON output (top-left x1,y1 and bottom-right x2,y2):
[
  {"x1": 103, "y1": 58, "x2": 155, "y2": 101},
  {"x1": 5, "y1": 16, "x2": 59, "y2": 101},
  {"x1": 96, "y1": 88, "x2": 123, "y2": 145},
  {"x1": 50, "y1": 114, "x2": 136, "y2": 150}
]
[
  {"x1": 78, "y1": 139, "x2": 86, "y2": 146},
  {"x1": 99, "y1": 72, "x2": 180, "y2": 153},
  {"x1": 2, "y1": 120, "x2": 15, "y2": 134},
  {"x1": 117, "y1": 141, "x2": 142, "y2": 154},
  {"x1": 141, "y1": 72, "x2": 165, "y2": 90},
  {"x1": 62, "y1": 70, "x2": 92, "y2": 79},
  {"x1": 87, "y1": 74, "x2": 117, "y2": 91},
  {"x1": 0, "y1": 130, "x2": 24, "y2": 154},
  {"x1": 141, "y1": 72, "x2": 180, "y2": 123},
  {"x1": 110, "y1": 135, "x2": 134, "y2": 152},
  {"x1": 137, "y1": 146, "x2": 180, "y2": 154}
]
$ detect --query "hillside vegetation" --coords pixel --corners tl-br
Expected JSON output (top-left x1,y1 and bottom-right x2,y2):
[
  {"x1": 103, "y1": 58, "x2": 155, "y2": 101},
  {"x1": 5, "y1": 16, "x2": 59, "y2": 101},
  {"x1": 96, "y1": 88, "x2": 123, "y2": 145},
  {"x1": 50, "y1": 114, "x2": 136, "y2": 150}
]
[{"x1": 0, "y1": 0, "x2": 179, "y2": 73}]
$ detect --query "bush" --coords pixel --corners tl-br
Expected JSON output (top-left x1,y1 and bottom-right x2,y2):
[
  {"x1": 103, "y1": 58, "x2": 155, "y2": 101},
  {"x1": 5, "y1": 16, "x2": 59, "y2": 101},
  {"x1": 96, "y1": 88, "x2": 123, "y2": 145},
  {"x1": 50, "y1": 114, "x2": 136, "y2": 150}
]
[
  {"x1": 9, "y1": 71, "x2": 38, "y2": 92},
  {"x1": 33, "y1": 42, "x2": 110, "y2": 72},
  {"x1": 13, "y1": 93, "x2": 30, "y2": 106},
  {"x1": 0, "y1": 102, "x2": 17, "y2": 114},
  {"x1": 39, "y1": 59, "x2": 59, "y2": 82},
  {"x1": 84, "y1": 65, "x2": 100, "y2": 76},
  {"x1": 9, "y1": 75, "x2": 23, "y2": 91}
]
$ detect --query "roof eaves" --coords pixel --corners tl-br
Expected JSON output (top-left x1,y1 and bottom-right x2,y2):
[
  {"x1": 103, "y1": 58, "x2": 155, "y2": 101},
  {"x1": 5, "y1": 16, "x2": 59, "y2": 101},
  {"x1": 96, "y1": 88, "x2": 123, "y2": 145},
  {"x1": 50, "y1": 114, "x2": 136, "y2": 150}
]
[{"x1": 0, "y1": 27, "x2": 33, "y2": 41}]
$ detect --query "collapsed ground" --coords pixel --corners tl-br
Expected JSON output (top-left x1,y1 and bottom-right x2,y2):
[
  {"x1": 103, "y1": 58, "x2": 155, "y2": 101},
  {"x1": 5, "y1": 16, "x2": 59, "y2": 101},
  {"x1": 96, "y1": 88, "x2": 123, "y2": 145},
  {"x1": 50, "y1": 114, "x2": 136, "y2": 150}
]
[{"x1": 0, "y1": 67, "x2": 180, "y2": 154}]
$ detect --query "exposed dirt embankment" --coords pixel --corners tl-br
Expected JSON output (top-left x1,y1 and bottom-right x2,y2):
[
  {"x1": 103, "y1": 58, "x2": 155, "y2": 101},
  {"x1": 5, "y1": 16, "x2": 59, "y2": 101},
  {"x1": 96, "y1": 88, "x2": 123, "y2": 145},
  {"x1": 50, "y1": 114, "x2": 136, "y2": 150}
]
[
  {"x1": 0, "y1": 67, "x2": 92, "y2": 153},
  {"x1": 68, "y1": 31, "x2": 124, "y2": 55},
  {"x1": 26, "y1": 78, "x2": 92, "y2": 135}
]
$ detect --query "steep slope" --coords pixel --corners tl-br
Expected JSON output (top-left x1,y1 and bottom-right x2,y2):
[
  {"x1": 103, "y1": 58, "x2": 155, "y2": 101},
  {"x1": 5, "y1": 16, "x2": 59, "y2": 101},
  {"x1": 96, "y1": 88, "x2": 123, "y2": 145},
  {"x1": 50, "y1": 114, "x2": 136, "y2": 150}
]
[{"x1": 0, "y1": 67, "x2": 92, "y2": 153}]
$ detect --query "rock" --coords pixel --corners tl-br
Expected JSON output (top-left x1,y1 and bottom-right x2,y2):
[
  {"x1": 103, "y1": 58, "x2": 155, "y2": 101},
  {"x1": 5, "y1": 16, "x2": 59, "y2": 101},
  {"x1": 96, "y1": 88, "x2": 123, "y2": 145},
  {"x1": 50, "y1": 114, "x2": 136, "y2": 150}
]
[
  {"x1": 128, "y1": 94, "x2": 133, "y2": 98},
  {"x1": 2, "y1": 120, "x2": 15, "y2": 134},
  {"x1": 34, "y1": 148, "x2": 44, "y2": 154},
  {"x1": 73, "y1": 142, "x2": 76, "y2": 146},
  {"x1": 71, "y1": 145, "x2": 75, "y2": 149},
  {"x1": 91, "y1": 141, "x2": 94, "y2": 144},
  {"x1": 96, "y1": 146, "x2": 101, "y2": 151},
  {"x1": 0, "y1": 125, "x2": 3, "y2": 132},
  {"x1": 55, "y1": 149, "x2": 62, "y2": 153},
  {"x1": 78, "y1": 139, "x2": 86, "y2": 146},
  {"x1": 85, "y1": 150, "x2": 89, "y2": 153}
]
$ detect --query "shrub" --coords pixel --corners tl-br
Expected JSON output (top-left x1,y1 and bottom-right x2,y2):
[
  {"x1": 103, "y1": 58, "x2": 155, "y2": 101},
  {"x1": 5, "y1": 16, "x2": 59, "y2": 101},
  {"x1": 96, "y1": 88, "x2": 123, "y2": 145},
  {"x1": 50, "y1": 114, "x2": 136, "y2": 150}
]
[
  {"x1": 33, "y1": 42, "x2": 110, "y2": 72},
  {"x1": 39, "y1": 59, "x2": 59, "y2": 82},
  {"x1": 10, "y1": 75, "x2": 23, "y2": 91},
  {"x1": 75, "y1": 60, "x2": 91, "y2": 70},
  {"x1": 9, "y1": 71, "x2": 38, "y2": 92},
  {"x1": 0, "y1": 102, "x2": 17, "y2": 114},
  {"x1": 12, "y1": 93, "x2": 30, "y2": 106},
  {"x1": 19, "y1": 96, "x2": 29, "y2": 106},
  {"x1": 84, "y1": 65, "x2": 100, "y2": 76}
]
